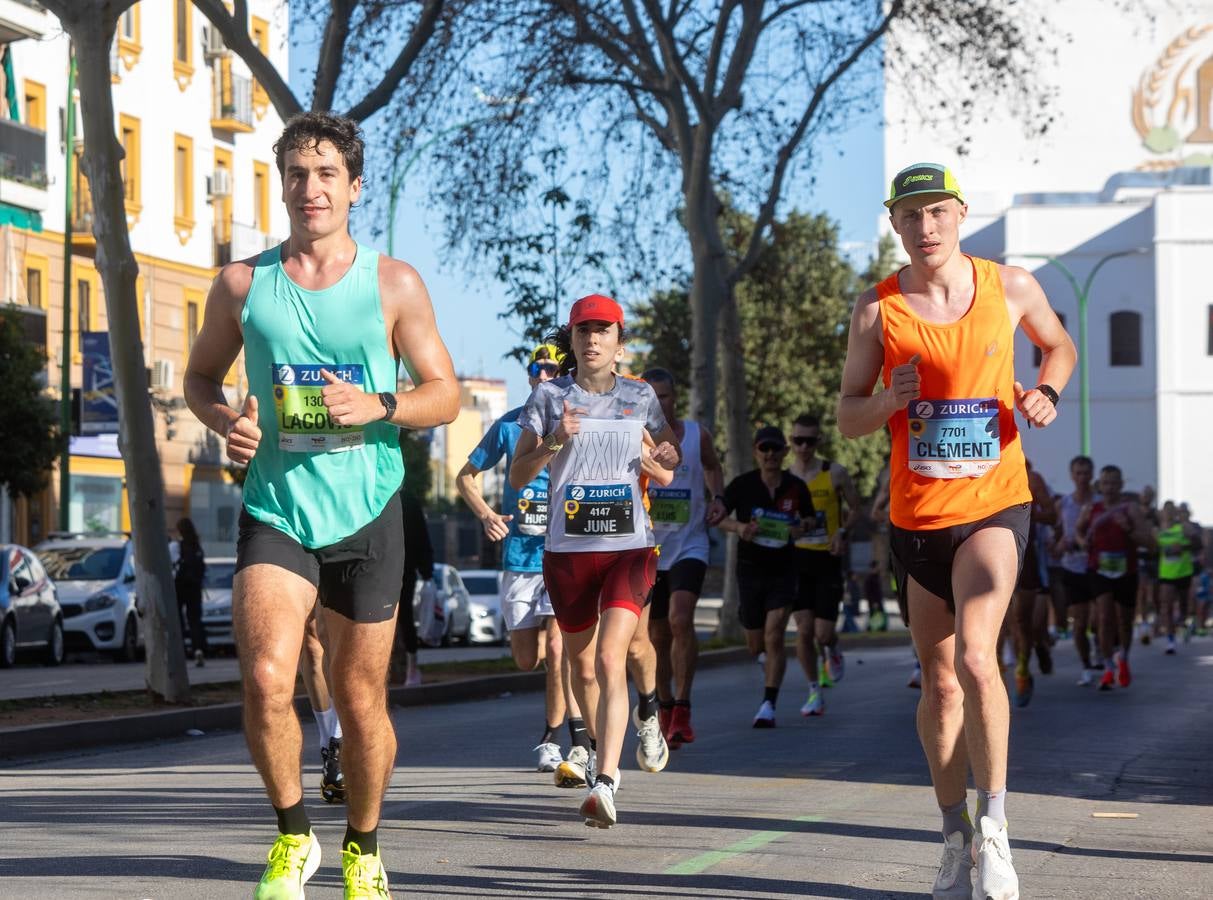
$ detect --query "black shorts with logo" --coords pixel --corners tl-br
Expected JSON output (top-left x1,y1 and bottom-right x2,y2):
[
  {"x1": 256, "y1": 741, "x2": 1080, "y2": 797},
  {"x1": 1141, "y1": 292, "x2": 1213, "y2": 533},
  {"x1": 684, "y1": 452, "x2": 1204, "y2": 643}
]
[
  {"x1": 235, "y1": 493, "x2": 405, "y2": 624},
  {"x1": 890, "y1": 503, "x2": 1030, "y2": 614},
  {"x1": 793, "y1": 548, "x2": 844, "y2": 620},
  {"x1": 648, "y1": 557, "x2": 708, "y2": 621},
  {"x1": 735, "y1": 561, "x2": 796, "y2": 631}
]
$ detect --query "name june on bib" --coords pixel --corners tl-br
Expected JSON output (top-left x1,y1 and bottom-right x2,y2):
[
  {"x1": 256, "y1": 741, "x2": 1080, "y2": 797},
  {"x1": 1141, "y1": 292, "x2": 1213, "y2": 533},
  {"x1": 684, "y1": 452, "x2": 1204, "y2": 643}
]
[
  {"x1": 563, "y1": 483, "x2": 635, "y2": 537},
  {"x1": 906, "y1": 398, "x2": 1000, "y2": 479},
  {"x1": 272, "y1": 363, "x2": 366, "y2": 453},
  {"x1": 515, "y1": 486, "x2": 549, "y2": 536}
]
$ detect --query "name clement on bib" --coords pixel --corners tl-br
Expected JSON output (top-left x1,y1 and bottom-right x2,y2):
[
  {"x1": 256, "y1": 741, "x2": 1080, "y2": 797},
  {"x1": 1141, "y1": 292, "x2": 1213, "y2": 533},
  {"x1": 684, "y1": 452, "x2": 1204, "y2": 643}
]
[{"x1": 906, "y1": 398, "x2": 1000, "y2": 478}]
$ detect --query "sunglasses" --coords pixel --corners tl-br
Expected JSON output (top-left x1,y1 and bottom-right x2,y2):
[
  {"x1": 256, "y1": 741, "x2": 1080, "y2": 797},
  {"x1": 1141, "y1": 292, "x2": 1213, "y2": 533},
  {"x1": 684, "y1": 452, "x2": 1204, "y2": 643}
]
[
  {"x1": 756, "y1": 442, "x2": 786, "y2": 454},
  {"x1": 791, "y1": 435, "x2": 819, "y2": 446},
  {"x1": 527, "y1": 362, "x2": 560, "y2": 378}
]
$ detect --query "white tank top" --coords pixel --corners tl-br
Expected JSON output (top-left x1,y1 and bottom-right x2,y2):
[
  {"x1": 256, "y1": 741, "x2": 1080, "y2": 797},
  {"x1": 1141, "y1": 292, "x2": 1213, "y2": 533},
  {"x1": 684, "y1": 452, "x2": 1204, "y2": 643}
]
[
  {"x1": 1059, "y1": 493, "x2": 1088, "y2": 574},
  {"x1": 649, "y1": 420, "x2": 709, "y2": 568}
]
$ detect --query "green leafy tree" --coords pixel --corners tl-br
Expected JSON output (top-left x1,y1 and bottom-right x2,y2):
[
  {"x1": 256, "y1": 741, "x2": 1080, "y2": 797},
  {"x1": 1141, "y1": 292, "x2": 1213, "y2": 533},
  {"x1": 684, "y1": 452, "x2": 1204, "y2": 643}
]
[{"x1": 0, "y1": 309, "x2": 64, "y2": 498}]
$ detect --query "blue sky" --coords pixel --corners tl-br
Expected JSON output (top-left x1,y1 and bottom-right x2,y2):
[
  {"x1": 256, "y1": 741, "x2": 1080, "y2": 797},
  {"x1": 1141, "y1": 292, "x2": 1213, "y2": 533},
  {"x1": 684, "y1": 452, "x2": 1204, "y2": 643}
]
[{"x1": 289, "y1": 14, "x2": 884, "y2": 404}]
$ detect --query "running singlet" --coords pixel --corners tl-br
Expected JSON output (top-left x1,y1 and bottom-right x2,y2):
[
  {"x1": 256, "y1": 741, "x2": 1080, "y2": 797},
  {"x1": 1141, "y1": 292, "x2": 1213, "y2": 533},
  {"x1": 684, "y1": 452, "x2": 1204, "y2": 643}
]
[
  {"x1": 650, "y1": 420, "x2": 710, "y2": 569},
  {"x1": 1157, "y1": 524, "x2": 1194, "y2": 581},
  {"x1": 519, "y1": 374, "x2": 668, "y2": 553},
  {"x1": 723, "y1": 470, "x2": 815, "y2": 567},
  {"x1": 1058, "y1": 493, "x2": 1089, "y2": 575},
  {"x1": 240, "y1": 244, "x2": 403, "y2": 549},
  {"x1": 467, "y1": 406, "x2": 547, "y2": 574},
  {"x1": 795, "y1": 460, "x2": 841, "y2": 551},
  {"x1": 1086, "y1": 501, "x2": 1137, "y2": 578},
  {"x1": 879, "y1": 255, "x2": 1031, "y2": 530}
]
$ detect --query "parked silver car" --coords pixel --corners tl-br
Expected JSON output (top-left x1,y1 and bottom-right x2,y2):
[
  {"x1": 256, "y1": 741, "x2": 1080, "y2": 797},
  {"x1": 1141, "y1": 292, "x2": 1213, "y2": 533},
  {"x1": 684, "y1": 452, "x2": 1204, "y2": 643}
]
[
  {"x1": 415, "y1": 563, "x2": 472, "y2": 646},
  {"x1": 0, "y1": 544, "x2": 65, "y2": 667},
  {"x1": 200, "y1": 557, "x2": 237, "y2": 649},
  {"x1": 459, "y1": 569, "x2": 504, "y2": 645}
]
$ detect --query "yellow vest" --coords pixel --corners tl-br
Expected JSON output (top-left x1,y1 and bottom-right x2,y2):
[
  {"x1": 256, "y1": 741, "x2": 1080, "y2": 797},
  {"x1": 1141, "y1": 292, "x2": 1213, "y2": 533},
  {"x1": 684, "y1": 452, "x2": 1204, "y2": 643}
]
[{"x1": 796, "y1": 460, "x2": 841, "y2": 551}]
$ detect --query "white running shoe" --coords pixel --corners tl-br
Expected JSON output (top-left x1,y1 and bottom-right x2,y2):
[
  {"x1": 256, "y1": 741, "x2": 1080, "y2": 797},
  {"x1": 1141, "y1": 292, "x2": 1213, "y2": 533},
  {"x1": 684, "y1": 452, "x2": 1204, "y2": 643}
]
[
  {"x1": 826, "y1": 648, "x2": 845, "y2": 682},
  {"x1": 554, "y1": 745, "x2": 589, "y2": 788},
  {"x1": 1077, "y1": 669, "x2": 1094, "y2": 687},
  {"x1": 580, "y1": 781, "x2": 617, "y2": 828},
  {"x1": 752, "y1": 700, "x2": 776, "y2": 728},
  {"x1": 632, "y1": 706, "x2": 670, "y2": 773},
  {"x1": 972, "y1": 816, "x2": 1019, "y2": 900},
  {"x1": 534, "y1": 742, "x2": 563, "y2": 773},
  {"x1": 931, "y1": 830, "x2": 973, "y2": 899},
  {"x1": 800, "y1": 686, "x2": 824, "y2": 717}
]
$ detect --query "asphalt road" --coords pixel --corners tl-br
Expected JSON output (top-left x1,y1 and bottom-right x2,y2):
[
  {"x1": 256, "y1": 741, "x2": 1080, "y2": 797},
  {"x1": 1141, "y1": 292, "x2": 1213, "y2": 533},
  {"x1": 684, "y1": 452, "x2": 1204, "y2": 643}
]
[{"x1": 3, "y1": 638, "x2": 1210, "y2": 899}]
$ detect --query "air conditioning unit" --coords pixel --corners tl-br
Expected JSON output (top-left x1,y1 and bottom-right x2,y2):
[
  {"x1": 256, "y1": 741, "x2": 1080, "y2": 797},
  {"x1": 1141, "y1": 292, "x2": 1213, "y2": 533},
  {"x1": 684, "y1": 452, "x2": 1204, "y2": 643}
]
[
  {"x1": 202, "y1": 26, "x2": 227, "y2": 60},
  {"x1": 207, "y1": 168, "x2": 232, "y2": 199},
  {"x1": 150, "y1": 359, "x2": 174, "y2": 391}
]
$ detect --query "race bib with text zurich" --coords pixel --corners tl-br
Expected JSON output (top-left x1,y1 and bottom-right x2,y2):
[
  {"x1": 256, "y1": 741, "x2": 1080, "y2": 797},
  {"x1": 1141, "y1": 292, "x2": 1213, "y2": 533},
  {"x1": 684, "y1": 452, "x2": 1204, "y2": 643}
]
[
  {"x1": 752, "y1": 508, "x2": 794, "y2": 549},
  {"x1": 272, "y1": 363, "x2": 366, "y2": 453},
  {"x1": 515, "y1": 486, "x2": 549, "y2": 536},
  {"x1": 906, "y1": 398, "x2": 1000, "y2": 479},
  {"x1": 648, "y1": 487, "x2": 692, "y2": 530},
  {"x1": 563, "y1": 483, "x2": 636, "y2": 537}
]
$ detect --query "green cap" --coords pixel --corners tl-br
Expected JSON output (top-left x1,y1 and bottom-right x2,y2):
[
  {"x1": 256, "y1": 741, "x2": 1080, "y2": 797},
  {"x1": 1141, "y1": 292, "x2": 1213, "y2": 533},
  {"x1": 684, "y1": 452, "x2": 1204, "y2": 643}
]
[{"x1": 884, "y1": 162, "x2": 965, "y2": 209}]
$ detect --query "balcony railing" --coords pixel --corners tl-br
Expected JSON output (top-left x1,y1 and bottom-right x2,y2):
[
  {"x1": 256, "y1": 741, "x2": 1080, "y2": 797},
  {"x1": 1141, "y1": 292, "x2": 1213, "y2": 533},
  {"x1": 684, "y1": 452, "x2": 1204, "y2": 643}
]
[
  {"x1": 0, "y1": 118, "x2": 48, "y2": 189},
  {"x1": 212, "y1": 64, "x2": 253, "y2": 132}
]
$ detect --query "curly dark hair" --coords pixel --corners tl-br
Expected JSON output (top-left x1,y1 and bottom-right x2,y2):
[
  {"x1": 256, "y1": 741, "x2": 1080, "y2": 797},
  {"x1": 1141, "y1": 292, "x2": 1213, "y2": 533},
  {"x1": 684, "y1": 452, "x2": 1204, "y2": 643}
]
[
  {"x1": 273, "y1": 112, "x2": 365, "y2": 181},
  {"x1": 544, "y1": 323, "x2": 629, "y2": 376}
]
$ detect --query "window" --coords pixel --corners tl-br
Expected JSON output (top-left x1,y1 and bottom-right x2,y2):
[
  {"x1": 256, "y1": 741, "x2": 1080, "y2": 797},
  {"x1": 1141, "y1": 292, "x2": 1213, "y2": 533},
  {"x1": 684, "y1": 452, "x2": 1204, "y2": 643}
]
[
  {"x1": 1109, "y1": 311, "x2": 1142, "y2": 367},
  {"x1": 1033, "y1": 313, "x2": 1065, "y2": 368},
  {"x1": 23, "y1": 252, "x2": 48, "y2": 309},
  {"x1": 172, "y1": 0, "x2": 193, "y2": 89},
  {"x1": 77, "y1": 277, "x2": 91, "y2": 356},
  {"x1": 117, "y1": 4, "x2": 141, "y2": 70},
  {"x1": 253, "y1": 160, "x2": 270, "y2": 232},
  {"x1": 184, "y1": 288, "x2": 205, "y2": 360},
  {"x1": 250, "y1": 15, "x2": 270, "y2": 118},
  {"x1": 119, "y1": 114, "x2": 141, "y2": 218},
  {"x1": 23, "y1": 80, "x2": 46, "y2": 130},
  {"x1": 174, "y1": 134, "x2": 194, "y2": 243}
]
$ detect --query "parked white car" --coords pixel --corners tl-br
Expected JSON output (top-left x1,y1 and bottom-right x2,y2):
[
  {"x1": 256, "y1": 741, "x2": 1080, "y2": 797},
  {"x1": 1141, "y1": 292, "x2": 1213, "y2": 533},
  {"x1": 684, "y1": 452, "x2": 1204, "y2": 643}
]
[
  {"x1": 416, "y1": 563, "x2": 472, "y2": 647},
  {"x1": 35, "y1": 534, "x2": 143, "y2": 661},
  {"x1": 200, "y1": 557, "x2": 237, "y2": 649},
  {"x1": 460, "y1": 569, "x2": 504, "y2": 645}
]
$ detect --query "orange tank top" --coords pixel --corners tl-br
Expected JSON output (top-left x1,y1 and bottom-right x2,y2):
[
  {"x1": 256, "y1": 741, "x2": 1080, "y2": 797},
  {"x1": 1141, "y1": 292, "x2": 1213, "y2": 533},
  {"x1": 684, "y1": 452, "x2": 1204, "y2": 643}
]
[{"x1": 879, "y1": 255, "x2": 1031, "y2": 530}]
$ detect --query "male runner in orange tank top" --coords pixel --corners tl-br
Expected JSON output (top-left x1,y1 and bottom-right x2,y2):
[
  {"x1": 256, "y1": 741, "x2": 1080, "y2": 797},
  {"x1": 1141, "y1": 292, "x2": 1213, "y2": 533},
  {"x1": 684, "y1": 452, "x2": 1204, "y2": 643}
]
[{"x1": 837, "y1": 163, "x2": 1076, "y2": 900}]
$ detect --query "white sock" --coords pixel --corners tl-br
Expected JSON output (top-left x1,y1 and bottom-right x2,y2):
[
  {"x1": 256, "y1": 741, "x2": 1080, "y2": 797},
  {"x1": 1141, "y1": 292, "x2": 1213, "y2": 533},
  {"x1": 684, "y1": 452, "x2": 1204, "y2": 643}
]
[{"x1": 313, "y1": 705, "x2": 340, "y2": 748}]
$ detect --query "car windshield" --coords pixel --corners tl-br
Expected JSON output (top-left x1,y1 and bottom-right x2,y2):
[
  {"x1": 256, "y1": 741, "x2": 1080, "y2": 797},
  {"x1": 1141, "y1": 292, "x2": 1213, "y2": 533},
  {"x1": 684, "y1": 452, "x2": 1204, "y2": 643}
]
[
  {"x1": 462, "y1": 575, "x2": 499, "y2": 595},
  {"x1": 206, "y1": 563, "x2": 236, "y2": 590},
  {"x1": 38, "y1": 545, "x2": 125, "y2": 581}
]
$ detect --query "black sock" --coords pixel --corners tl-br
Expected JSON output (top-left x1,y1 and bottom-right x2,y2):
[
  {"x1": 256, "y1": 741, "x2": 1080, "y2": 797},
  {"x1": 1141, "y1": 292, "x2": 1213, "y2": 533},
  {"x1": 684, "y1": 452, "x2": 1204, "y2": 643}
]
[
  {"x1": 636, "y1": 689, "x2": 659, "y2": 721},
  {"x1": 540, "y1": 721, "x2": 560, "y2": 745},
  {"x1": 595, "y1": 773, "x2": 615, "y2": 789},
  {"x1": 343, "y1": 824, "x2": 378, "y2": 856},
  {"x1": 568, "y1": 717, "x2": 591, "y2": 750},
  {"x1": 659, "y1": 699, "x2": 676, "y2": 712},
  {"x1": 274, "y1": 800, "x2": 310, "y2": 836},
  {"x1": 763, "y1": 686, "x2": 779, "y2": 706},
  {"x1": 674, "y1": 699, "x2": 691, "y2": 708},
  {"x1": 589, "y1": 737, "x2": 597, "y2": 752}
]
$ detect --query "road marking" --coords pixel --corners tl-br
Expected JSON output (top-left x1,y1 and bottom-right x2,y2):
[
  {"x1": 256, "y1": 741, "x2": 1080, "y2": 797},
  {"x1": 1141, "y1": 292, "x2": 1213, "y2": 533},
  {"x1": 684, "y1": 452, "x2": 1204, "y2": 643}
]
[{"x1": 664, "y1": 815, "x2": 823, "y2": 875}]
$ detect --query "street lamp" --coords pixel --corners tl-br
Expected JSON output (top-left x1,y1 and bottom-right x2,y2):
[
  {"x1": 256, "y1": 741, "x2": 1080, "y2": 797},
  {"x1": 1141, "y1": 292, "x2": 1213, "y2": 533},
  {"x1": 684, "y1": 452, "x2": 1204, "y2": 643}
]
[{"x1": 1013, "y1": 247, "x2": 1149, "y2": 456}]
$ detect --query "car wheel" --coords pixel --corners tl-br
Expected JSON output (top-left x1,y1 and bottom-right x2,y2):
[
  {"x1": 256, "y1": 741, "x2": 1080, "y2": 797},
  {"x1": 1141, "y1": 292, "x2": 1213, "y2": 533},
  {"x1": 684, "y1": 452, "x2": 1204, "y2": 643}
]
[
  {"x1": 45, "y1": 617, "x2": 65, "y2": 666},
  {"x1": 0, "y1": 618, "x2": 15, "y2": 669},
  {"x1": 117, "y1": 615, "x2": 139, "y2": 663}
]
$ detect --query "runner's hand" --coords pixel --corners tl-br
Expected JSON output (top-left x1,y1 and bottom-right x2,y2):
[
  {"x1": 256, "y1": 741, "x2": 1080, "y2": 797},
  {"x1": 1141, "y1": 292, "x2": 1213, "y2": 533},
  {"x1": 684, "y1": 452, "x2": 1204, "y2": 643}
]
[
  {"x1": 320, "y1": 368, "x2": 382, "y2": 426},
  {"x1": 740, "y1": 520, "x2": 759, "y2": 542},
  {"x1": 1014, "y1": 381, "x2": 1057, "y2": 429},
  {"x1": 706, "y1": 498, "x2": 728, "y2": 526},
  {"x1": 554, "y1": 400, "x2": 585, "y2": 444},
  {"x1": 828, "y1": 531, "x2": 846, "y2": 556},
  {"x1": 650, "y1": 441, "x2": 679, "y2": 470},
  {"x1": 226, "y1": 394, "x2": 261, "y2": 464},
  {"x1": 887, "y1": 354, "x2": 921, "y2": 412},
  {"x1": 480, "y1": 511, "x2": 513, "y2": 542}
]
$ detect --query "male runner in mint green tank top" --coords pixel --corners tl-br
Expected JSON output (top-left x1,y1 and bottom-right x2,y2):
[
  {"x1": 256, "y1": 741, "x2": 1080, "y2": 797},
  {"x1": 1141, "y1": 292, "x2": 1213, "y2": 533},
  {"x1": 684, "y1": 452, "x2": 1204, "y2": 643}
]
[{"x1": 185, "y1": 112, "x2": 458, "y2": 900}]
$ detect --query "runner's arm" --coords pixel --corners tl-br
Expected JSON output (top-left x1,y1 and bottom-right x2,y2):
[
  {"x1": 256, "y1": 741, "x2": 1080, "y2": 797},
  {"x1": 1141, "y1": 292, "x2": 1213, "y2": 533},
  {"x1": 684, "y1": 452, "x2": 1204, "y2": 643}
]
[
  {"x1": 1003, "y1": 265, "x2": 1076, "y2": 423},
  {"x1": 455, "y1": 462, "x2": 512, "y2": 542},
  {"x1": 837, "y1": 290, "x2": 900, "y2": 438},
  {"x1": 382, "y1": 257, "x2": 460, "y2": 428},
  {"x1": 183, "y1": 262, "x2": 253, "y2": 437},
  {"x1": 641, "y1": 431, "x2": 676, "y2": 486},
  {"x1": 701, "y1": 425, "x2": 727, "y2": 524},
  {"x1": 835, "y1": 465, "x2": 863, "y2": 531},
  {"x1": 510, "y1": 429, "x2": 558, "y2": 490}
]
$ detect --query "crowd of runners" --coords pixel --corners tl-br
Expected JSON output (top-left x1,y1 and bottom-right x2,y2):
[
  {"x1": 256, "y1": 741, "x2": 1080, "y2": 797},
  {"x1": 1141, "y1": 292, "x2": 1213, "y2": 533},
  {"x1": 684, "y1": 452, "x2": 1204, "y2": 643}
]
[{"x1": 181, "y1": 111, "x2": 1205, "y2": 900}]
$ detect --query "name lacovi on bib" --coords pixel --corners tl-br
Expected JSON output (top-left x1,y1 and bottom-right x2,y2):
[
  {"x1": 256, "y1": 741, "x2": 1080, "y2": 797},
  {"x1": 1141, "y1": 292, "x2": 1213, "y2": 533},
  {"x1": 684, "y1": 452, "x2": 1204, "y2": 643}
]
[
  {"x1": 273, "y1": 363, "x2": 366, "y2": 453},
  {"x1": 906, "y1": 398, "x2": 1000, "y2": 478}
]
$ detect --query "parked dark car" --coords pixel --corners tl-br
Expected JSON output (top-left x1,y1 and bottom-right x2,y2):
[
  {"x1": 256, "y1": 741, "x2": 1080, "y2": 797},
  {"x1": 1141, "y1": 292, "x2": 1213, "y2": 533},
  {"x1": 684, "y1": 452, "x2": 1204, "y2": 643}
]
[{"x1": 0, "y1": 543, "x2": 65, "y2": 667}]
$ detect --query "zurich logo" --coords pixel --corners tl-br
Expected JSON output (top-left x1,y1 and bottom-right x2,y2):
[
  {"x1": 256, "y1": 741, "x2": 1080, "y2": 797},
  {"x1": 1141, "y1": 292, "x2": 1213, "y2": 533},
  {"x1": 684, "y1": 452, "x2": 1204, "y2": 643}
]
[
  {"x1": 522, "y1": 488, "x2": 534, "y2": 500},
  {"x1": 914, "y1": 401, "x2": 934, "y2": 418},
  {"x1": 570, "y1": 486, "x2": 586, "y2": 501},
  {"x1": 278, "y1": 365, "x2": 296, "y2": 385}
]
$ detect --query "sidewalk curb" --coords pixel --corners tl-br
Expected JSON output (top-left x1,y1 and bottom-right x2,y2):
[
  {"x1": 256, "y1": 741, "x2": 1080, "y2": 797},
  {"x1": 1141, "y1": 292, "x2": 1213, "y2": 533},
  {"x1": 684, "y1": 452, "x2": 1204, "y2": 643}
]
[{"x1": 0, "y1": 635, "x2": 907, "y2": 761}]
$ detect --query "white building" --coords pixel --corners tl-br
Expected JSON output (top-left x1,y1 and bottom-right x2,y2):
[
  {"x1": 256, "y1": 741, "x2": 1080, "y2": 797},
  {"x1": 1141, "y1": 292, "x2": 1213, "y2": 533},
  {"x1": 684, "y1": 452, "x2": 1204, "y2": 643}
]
[
  {"x1": 880, "y1": 1, "x2": 1213, "y2": 515},
  {"x1": 0, "y1": 1, "x2": 289, "y2": 548}
]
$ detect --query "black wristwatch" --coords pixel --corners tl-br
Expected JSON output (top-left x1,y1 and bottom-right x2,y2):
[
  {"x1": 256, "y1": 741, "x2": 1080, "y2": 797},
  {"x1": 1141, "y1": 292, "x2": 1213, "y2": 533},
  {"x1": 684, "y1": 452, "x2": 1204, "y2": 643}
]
[
  {"x1": 1035, "y1": 384, "x2": 1059, "y2": 406},
  {"x1": 378, "y1": 391, "x2": 398, "y2": 422}
]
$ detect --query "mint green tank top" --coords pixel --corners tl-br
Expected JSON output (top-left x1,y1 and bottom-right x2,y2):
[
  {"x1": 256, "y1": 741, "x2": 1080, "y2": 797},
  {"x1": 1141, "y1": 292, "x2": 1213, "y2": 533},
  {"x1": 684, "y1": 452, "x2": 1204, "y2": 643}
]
[{"x1": 240, "y1": 244, "x2": 403, "y2": 549}]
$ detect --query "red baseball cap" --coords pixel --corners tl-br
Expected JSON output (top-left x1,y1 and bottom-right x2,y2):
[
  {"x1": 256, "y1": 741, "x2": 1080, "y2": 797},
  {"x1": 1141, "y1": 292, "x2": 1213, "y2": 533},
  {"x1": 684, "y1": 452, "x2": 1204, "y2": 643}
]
[{"x1": 568, "y1": 294, "x2": 624, "y2": 328}]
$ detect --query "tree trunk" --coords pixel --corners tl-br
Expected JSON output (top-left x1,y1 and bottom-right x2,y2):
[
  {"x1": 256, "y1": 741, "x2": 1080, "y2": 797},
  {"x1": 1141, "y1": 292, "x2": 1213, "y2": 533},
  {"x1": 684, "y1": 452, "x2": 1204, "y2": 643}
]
[
  {"x1": 714, "y1": 288, "x2": 751, "y2": 642},
  {"x1": 68, "y1": 9, "x2": 190, "y2": 703}
]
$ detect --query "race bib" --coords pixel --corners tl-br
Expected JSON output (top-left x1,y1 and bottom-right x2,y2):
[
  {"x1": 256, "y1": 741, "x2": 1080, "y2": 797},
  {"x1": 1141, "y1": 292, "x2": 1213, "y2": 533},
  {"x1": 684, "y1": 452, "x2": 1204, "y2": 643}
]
[
  {"x1": 752, "y1": 508, "x2": 794, "y2": 549},
  {"x1": 1162, "y1": 544, "x2": 1185, "y2": 560},
  {"x1": 801, "y1": 510, "x2": 829, "y2": 546},
  {"x1": 1097, "y1": 551, "x2": 1127, "y2": 579},
  {"x1": 272, "y1": 363, "x2": 366, "y2": 453},
  {"x1": 515, "y1": 486, "x2": 549, "y2": 536},
  {"x1": 563, "y1": 483, "x2": 635, "y2": 537},
  {"x1": 649, "y1": 487, "x2": 691, "y2": 530},
  {"x1": 906, "y1": 398, "x2": 1000, "y2": 479}
]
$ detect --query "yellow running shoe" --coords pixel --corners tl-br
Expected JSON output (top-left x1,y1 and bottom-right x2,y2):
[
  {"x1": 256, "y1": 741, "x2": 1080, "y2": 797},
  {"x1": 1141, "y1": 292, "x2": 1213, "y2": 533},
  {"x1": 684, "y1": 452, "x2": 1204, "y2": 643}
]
[
  {"x1": 254, "y1": 831, "x2": 320, "y2": 900},
  {"x1": 342, "y1": 842, "x2": 391, "y2": 899}
]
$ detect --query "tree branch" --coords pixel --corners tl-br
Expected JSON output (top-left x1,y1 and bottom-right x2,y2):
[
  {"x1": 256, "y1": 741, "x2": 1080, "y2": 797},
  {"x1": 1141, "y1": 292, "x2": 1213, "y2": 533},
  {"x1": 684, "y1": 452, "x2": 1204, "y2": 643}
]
[
  {"x1": 761, "y1": 0, "x2": 831, "y2": 30},
  {"x1": 638, "y1": 0, "x2": 707, "y2": 117},
  {"x1": 311, "y1": 0, "x2": 357, "y2": 112},
  {"x1": 192, "y1": 0, "x2": 303, "y2": 119},
  {"x1": 703, "y1": 0, "x2": 741, "y2": 109},
  {"x1": 712, "y1": 0, "x2": 763, "y2": 121},
  {"x1": 344, "y1": 0, "x2": 447, "y2": 121}
]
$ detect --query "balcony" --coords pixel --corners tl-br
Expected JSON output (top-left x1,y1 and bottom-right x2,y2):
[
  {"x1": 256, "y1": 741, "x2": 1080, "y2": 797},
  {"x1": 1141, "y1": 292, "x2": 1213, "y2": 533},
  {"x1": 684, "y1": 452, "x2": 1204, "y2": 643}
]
[
  {"x1": 0, "y1": 118, "x2": 48, "y2": 217},
  {"x1": 211, "y1": 64, "x2": 254, "y2": 134},
  {"x1": 70, "y1": 164, "x2": 96, "y2": 253},
  {"x1": 0, "y1": 0, "x2": 51, "y2": 44}
]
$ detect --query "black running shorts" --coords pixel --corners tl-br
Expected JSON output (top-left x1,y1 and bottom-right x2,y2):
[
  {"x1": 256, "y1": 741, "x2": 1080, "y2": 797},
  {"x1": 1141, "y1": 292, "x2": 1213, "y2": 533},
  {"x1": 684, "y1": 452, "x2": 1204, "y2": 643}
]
[
  {"x1": 735, "y1": 562, "x2": 795, "y2": 631},
  {"x1": 1091, "y1": 571, "x2": 1139, "y2": 609},
  {"x1": 648, "y1": 558, "x2": 708, "y2": 621},
  {"x1": 793, "y1": 548, "x2": 844, "y2": 620},
  {"x1": 235, "y1": 493, "x2": 405, "y2": 624}
]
